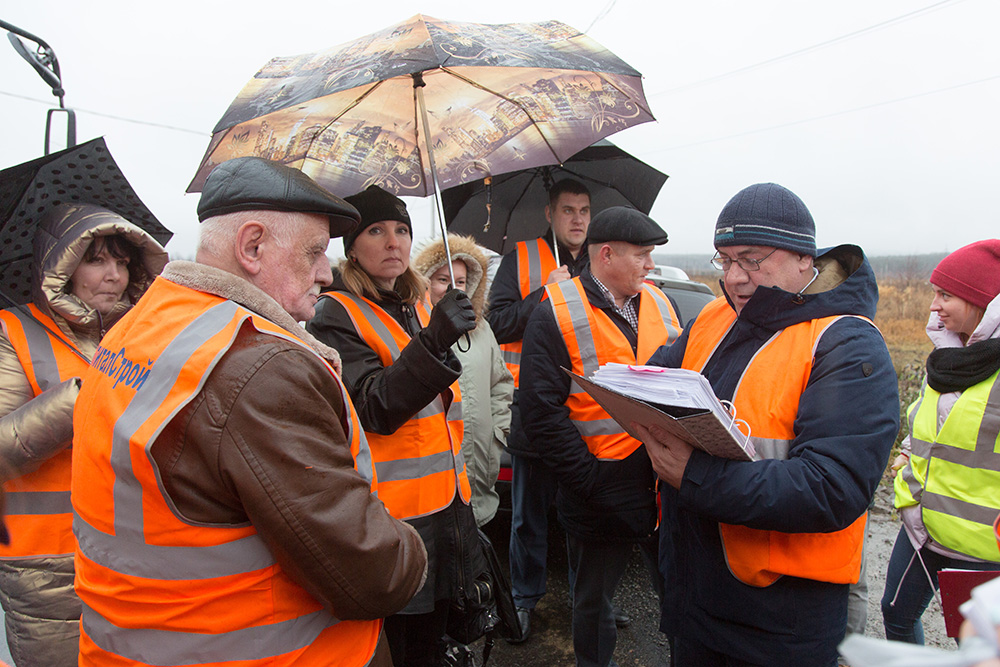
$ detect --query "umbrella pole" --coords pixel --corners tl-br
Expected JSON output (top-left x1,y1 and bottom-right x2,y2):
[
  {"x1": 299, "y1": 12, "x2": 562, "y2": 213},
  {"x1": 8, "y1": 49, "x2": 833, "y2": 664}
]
[{"x1": 412, "y1": 73, "x2": 456, "y2": 288}]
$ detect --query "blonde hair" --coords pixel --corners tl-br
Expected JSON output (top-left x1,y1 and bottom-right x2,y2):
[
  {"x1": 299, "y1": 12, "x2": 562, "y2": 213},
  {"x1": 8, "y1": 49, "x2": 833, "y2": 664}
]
[{"x1": 338, "y1": 257, "x2": 428, "y2": 304}]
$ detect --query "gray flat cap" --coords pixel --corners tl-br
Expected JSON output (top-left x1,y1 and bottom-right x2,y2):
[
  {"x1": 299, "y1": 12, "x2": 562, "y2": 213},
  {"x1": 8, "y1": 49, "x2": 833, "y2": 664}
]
[
  {"x1": 587, "y1": 206, "x2": 668, "y2": 246},
  {"x1": 197, "y1": 157, "x2": 360, "y2": 238}
]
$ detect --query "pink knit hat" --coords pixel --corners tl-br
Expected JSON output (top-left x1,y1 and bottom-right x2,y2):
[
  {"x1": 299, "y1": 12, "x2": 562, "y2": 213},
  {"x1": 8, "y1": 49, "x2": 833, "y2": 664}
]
[{"x1": 930, "y1": 239, "x2": 1000, "y2": 310}]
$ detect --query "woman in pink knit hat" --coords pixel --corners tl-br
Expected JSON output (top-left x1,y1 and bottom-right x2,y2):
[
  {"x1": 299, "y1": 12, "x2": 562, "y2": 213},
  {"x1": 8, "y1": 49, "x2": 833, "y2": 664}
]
[{"x1": 882, "y1": 239, "x2": 1000, "y2": 644}]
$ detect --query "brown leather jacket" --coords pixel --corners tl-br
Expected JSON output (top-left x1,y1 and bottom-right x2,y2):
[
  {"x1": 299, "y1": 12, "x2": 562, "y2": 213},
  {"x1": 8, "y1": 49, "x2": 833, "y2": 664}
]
[{"x1": 147, "y1": 262, "x2": 427, "y2": 663}]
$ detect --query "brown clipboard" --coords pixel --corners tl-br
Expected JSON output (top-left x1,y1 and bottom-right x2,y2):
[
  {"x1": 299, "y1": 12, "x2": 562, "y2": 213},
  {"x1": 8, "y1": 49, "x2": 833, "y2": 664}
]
[{"x1": 566, "y1": 368, "x2": 755, "y2": 461}]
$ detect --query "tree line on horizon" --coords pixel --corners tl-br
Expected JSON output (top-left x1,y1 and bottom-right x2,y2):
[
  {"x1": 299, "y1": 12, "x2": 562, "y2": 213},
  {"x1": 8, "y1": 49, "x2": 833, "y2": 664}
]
[{"x1": 655, "y1": 252, "x2": 948, "y2": 281}]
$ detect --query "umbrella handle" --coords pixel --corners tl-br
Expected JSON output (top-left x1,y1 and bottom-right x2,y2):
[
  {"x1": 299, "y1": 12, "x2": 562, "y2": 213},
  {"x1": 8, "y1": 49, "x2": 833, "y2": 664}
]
[
  {"x1": 413, "y1": 72, "x2": 457, "y2": 287},
  {"x1": 457, "y1": 332, "x2": 471, "y2": 354}
]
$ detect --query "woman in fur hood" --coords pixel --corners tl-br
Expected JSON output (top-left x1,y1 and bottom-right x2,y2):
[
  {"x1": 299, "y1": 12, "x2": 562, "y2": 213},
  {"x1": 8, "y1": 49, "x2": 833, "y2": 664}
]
[
  {"x1": 413, "y1": 234, "x2": 514, "y2": 527},
  {"x1": 0, "y1": 203, "x2": 167, "y2": 667}
]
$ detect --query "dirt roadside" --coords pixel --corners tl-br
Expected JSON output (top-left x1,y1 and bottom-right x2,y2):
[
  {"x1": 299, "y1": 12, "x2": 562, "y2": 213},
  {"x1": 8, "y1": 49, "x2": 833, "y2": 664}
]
[
  {"x1": 861, "y1": 476, "x2": 951, "y2": 647},
  {"x1": 479, "y1": 474, "x2": 954, "y2": 666}
]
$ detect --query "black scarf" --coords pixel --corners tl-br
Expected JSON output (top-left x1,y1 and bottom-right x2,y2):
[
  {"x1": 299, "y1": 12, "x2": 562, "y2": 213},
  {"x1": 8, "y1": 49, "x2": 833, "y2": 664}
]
[{"x1": 926, "y1": 338, "x2": 1000, "y2": 394}]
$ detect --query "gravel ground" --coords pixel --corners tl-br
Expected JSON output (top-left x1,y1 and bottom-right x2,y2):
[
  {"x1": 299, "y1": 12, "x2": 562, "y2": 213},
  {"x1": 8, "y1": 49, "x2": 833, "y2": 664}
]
[{"x1": 860, "y1": 478, "x2": 950, "y2": 648}]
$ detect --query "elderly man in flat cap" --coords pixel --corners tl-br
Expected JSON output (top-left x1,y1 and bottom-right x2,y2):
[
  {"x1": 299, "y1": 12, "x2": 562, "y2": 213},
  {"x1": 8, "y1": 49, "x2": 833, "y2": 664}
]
[
  {"x1": 517, "y1": 206, "x2": 682, "y2": 667},
  {"x1": 70, "y1": 157, "x2": 427, "y2": 667}
]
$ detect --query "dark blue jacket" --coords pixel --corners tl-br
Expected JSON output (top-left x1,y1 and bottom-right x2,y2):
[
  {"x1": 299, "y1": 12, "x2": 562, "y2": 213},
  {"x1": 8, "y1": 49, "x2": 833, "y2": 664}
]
[
  {"x1": 647, "y1": 245, "x2": 899, "y2": 665},
  {"x1": 518, "y1": 271, "x2": 658, "y2": 543}
]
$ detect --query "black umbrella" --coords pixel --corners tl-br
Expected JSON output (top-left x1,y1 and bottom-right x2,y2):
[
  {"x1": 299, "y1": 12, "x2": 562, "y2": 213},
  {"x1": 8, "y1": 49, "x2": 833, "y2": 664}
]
[
  {"x1": 442, "y1": 140, "x2": 668, "y2": 255},
  {"x1": 0, "y1": 137, "x2": 173, "y2": 303}
]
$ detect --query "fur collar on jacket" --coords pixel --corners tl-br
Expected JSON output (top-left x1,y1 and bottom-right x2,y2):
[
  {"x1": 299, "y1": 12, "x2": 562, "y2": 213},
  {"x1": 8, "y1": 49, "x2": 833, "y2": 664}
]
[
  {"x1": 412, "y1": 234, "x2": 491, "y2": 322},
  {"x1": 162, "y1": 261, "x2": 342, "y2": 372}
]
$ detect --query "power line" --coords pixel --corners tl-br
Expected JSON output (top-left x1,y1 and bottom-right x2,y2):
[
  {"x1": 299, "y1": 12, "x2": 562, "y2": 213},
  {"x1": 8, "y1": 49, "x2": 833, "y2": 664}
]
[
  {"x1": 0, "y1": 90, "x2": 209, "y2": 136},
  {"x1": 648, "y1": 0, "x2": 967, "y2": 99},
  {"x1": 586, "y1": 0, "x2": 619, "y2": 33},
  {"x1": 650, "y1": 73, "x2": 1000, "y2": 153}
]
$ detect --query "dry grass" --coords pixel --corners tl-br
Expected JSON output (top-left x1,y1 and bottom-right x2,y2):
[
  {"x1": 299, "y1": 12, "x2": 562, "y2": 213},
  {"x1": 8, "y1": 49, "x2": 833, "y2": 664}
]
[{"x1": 876, "y1": 278, "x2": 934, "y2": 469}]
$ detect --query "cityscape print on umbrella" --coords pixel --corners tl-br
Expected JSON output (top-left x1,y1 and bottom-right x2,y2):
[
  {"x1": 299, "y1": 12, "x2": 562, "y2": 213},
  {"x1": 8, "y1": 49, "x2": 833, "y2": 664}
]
[{"x1": 189, "y1": 15, "x2": 654, "y2": 198}]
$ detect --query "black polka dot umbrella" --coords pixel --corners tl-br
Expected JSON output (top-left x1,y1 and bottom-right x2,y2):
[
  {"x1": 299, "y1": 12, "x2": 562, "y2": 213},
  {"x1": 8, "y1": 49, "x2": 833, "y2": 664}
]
[{"x1": 0, "y1": 137, "x2": 172, "y2": 304}]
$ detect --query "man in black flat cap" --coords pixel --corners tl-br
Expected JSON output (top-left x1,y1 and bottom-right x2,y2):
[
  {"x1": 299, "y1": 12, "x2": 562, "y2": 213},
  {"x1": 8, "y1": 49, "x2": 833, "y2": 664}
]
[
  {"x1": 517, "y1": 206, "x2": 682, "y2": 667},
  {"x1": 71, "y1": 157, "x2": 426, "y2": 666}
]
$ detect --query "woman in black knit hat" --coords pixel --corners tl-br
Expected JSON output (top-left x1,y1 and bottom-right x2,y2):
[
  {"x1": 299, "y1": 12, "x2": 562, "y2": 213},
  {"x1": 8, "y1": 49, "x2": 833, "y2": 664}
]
[{"x1": 306, "y1": 185, "x2": 484, "y2": 666}]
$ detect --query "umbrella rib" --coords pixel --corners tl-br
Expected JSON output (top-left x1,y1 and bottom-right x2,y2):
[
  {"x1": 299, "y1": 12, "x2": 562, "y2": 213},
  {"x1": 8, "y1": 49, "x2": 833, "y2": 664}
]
[
  {"x1": 593, "y1": 72, "x2": 655, "y2": 120},
  {"x1": 439, "y1": 67, "x2": 563, "y2": 166}
]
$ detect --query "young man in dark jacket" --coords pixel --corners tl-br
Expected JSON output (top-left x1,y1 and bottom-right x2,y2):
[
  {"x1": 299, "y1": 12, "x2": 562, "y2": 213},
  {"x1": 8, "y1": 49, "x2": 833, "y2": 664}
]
[
  {"x1": 518, "y1": 207, "x2": 681, "y2": 667},
  {"x1": 638, "y1": 183, "x2": 899, "y2": 666},
  {"x1": 487, "y1": 179, "x2": 591, "y2": 640}
]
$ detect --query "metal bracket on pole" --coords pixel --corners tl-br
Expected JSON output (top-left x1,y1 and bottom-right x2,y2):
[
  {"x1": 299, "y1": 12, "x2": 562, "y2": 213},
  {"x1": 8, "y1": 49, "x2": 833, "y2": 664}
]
[
  {"x1": 45, "y1": 108, "x2": 76, "y2": 155},
  {"x1": 3, "y1": 19, "x2": 76, "y2": 154}
]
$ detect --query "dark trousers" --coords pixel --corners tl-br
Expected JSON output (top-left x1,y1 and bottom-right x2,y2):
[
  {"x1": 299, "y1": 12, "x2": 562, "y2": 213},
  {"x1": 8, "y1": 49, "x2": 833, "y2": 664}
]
[
  {"x1": 509, "y1": 453, "x2": 559, "y2": 609},
  {"x1": 384, "y1": 600, "x2": 450, "y2": 667},
  {"x1": 669, "y1": 634, "x2": 838, "y2": 667},
  {"x1": 881, "y1": 525, "x2": 1000, "y2": 644},
  {"x1": 567, "y1": 534, "x2": 663, "y2": 667}
]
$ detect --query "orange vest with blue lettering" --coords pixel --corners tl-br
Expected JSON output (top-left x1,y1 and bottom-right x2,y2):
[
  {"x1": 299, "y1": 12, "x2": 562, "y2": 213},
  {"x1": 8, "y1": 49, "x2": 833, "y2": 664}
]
[
  {"x1": 72, "y1": 277, "x2": 380, "y2": 666},
  {"x1": 0, "y1": 304, "x2": 86, "y2": 559},
  {"x1": 323, "y1": 291, "x2": 471, "y2": 521},
  {"x1": 681, "y1": 297, "x2": 869, "y2": 587},
  {"x1": 501, "y1": 238, "x2": 559, "y2": 387},
  {"x1": 547, "y1": 278, "x2": 682, "y2": 460}
]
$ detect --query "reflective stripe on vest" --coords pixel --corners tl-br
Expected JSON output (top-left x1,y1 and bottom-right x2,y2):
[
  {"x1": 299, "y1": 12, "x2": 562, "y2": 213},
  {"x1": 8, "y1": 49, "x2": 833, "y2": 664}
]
[
  {"x1": 0, "y1": 305, "x2": 84, "y2": 559},
  {"x1": 547, "y1": 278, "x2": 682, "y2": 461},
  {"x1": 895, "y1": 368, "x2": 1000, "y2": 561},
  {"x1": 323, "y1": 291, "x2": 471, "y2": 520},
  {"x1": 682, "y1": 297, "x2": 872, "y2": 587},
  {"x1": 72, "y1": 277, "x2": 380, "y2": 666},
  {"x1": 500, "y1": 238, "x2": 559, "y2": 387}
]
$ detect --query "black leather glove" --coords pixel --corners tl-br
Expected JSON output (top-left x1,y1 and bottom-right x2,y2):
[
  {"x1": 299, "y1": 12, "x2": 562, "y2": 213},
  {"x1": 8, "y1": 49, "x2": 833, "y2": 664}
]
[{"x1": 421, "y1": 287, "x2": 476, "y2": 356}]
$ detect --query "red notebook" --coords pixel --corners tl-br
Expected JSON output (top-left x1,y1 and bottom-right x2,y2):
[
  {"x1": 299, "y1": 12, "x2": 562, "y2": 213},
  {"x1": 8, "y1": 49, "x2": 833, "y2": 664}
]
[{"x1": 938, "y1": 568, "x2": 1000, "y2": 637}]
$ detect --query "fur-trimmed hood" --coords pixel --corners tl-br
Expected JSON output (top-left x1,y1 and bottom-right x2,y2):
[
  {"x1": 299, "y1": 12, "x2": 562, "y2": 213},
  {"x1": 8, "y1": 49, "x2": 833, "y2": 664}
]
[
  {"x1": 33, "y1": 203, "x2": 168, "y2": 336},
  {"x1": 412, "y1": 234, "x2": 491, "y2": 322}
]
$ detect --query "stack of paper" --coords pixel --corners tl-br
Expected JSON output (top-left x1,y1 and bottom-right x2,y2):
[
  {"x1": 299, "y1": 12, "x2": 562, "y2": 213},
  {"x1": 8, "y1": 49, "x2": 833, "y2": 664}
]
[
  {"x1": 591, "y1": 363, "x2": 725, "y2": 412},
  {"x1": 578, "y1": 363, "x2": 755, "y2": 460}
]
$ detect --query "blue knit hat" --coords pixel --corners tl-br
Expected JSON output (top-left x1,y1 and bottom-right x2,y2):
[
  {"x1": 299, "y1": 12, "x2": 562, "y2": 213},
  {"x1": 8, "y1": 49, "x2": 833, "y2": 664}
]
[{"x1": 714, "y1": 183, "x2": 816, "y2": 256}]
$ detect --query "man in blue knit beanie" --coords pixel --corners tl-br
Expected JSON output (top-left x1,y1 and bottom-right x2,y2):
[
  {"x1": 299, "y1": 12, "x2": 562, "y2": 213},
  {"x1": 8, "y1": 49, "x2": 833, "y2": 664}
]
[{"x1": 638, "y1": 182, "x2": 898, "y2": 666}]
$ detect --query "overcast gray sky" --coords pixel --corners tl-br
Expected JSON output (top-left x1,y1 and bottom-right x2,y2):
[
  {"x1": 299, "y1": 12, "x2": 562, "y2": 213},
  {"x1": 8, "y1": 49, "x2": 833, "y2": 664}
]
[{"x1": 2, "y1": 0, "x2": 997, "y2": 260}]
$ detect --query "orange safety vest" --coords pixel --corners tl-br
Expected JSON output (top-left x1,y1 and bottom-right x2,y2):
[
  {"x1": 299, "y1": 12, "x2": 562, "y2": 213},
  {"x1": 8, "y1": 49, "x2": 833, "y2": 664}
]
[
  {"x1": 0, "y1": 304, "x2": 88, "y2": 559},
  {"x1": 501, "y1": 238, "x2": 559, "y2": 387},
  {"x1": 322, "y1": 291, "x2": 471, "y2": 520},
  {"x1": 682, "y1": 297, "x2": 870, "y2": 587},
  {"x1": 547, "y1": 278, "x2": 681, "y2": 460},
  {"x1": 71, "y1": 277, "x2": 380, "y2": 666}
]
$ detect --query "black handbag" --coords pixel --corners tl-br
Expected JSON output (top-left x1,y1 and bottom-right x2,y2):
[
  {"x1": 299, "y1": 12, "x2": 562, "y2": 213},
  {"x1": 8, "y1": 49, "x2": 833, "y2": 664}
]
[{"x1": 446, "y1": 529, "x2": 523, "y2": 662}]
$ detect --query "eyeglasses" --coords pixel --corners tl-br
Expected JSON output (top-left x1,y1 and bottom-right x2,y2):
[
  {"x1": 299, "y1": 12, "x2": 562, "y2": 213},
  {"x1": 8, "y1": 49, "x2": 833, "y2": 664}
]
[{"x1": 711, "y1": 248, "x2": 778, "y2": 272}]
